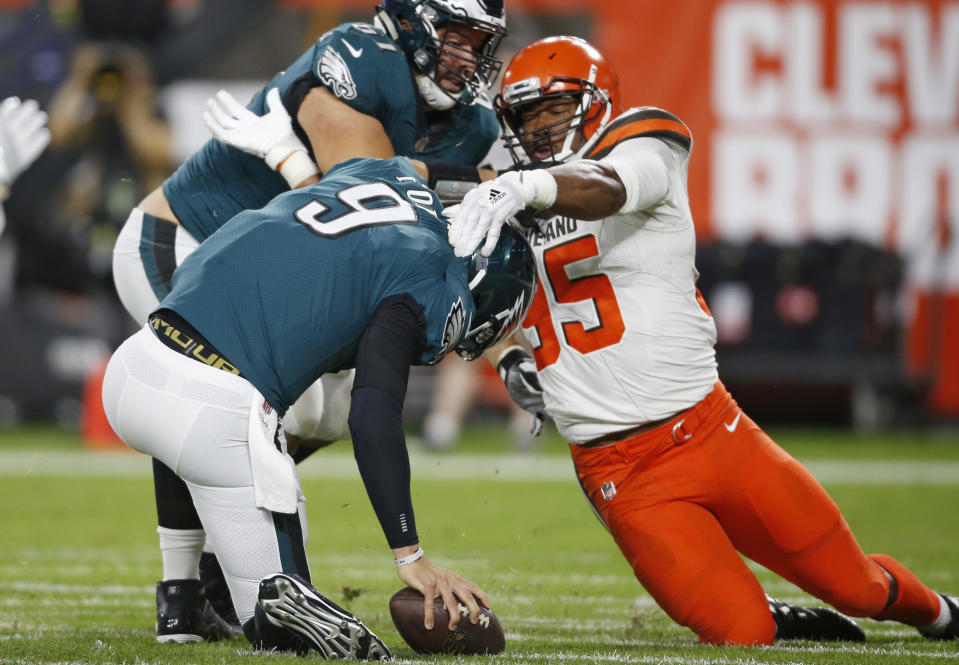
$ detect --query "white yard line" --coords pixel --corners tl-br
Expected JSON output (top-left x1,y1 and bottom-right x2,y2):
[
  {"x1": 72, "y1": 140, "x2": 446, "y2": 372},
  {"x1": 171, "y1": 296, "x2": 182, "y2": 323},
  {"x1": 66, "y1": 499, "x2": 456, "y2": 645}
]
[{"x1": 3, "y1": 449, "x2": 959, "y2": 485}]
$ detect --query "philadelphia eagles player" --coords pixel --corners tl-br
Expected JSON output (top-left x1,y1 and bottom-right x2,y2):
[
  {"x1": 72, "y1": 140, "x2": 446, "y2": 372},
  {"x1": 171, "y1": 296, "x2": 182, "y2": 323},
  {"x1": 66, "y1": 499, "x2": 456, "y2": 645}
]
[
  {"x1": 102, "y1": 156, "x2": 536, "y2": 659},
  {"x1": 110, "y1": 0, "x2": 507, "y2": 642}
]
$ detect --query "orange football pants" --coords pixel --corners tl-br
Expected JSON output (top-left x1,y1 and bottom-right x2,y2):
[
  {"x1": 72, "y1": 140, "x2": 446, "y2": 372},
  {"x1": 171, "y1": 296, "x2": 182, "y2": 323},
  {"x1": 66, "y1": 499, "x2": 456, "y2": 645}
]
[{"x1": 570, "y1": 382, "x2": 941, "y2": 645}]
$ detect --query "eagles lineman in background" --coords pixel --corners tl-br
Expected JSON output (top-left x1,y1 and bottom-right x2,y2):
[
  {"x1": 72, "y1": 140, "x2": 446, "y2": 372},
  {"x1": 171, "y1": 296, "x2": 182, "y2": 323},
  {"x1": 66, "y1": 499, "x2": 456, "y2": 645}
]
[
  {"x1": 102, "y1": 156, "x2": 537, "y2": 658},
  {"x1": 110, "y1": 0, "x2": 508, "y2": 642}
]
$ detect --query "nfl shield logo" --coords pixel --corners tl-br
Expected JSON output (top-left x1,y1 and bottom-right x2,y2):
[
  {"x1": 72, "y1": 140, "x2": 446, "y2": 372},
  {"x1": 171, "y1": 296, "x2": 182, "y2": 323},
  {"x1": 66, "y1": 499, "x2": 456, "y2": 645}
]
[{"x1": 601, "y1": 481, "x2": 617, "y2": 501}]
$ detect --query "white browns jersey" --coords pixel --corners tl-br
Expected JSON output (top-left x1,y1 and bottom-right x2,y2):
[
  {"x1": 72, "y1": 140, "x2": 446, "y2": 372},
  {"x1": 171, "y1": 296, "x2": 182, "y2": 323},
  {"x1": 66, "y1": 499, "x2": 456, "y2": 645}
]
[{"x1": 520, "y1": 107, "x2": 718, "y2": 444}]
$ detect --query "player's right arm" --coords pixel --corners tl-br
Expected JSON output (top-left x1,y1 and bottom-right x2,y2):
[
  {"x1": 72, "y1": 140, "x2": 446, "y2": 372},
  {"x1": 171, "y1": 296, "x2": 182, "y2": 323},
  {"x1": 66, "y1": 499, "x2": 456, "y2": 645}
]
[
  {"x1": 349, "y1": 294, "x2": 488, "y2": 630},
  {"x1": 204, "y1": 83, "x2": 395, "y2": 189},
  {"x1": 296, "y1": 86, "x2": 395, "y2": 173},
  {"x1": 275, "y1": 25, "x2": 408, "y2": 177}
]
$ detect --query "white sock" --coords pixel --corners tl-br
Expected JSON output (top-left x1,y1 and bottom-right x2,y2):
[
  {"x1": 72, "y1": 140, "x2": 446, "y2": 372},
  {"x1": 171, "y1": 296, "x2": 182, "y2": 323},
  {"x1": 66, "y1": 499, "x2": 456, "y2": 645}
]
[
  {"x1": 157, "y1": 526, "x2": 205, "y2": 580},
  {"x1": 919, "y1": 594, "x2": 951, "y2": 635}
]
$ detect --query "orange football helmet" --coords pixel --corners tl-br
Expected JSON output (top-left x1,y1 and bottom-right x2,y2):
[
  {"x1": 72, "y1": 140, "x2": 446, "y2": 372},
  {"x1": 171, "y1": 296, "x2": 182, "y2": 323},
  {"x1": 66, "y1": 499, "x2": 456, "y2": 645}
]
[{"x1": 495, "y1": 36, "x2": 622, "y2": 164}]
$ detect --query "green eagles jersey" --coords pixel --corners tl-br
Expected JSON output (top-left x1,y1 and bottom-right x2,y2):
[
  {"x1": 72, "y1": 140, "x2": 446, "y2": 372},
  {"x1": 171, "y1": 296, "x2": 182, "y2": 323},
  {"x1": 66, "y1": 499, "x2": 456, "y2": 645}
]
[
  {"x1": 159, "y1": 157, "x2": 473, "y2": 415},
  {"x1": 163, "y1": 22, "x2": 498, "y2": 242}
]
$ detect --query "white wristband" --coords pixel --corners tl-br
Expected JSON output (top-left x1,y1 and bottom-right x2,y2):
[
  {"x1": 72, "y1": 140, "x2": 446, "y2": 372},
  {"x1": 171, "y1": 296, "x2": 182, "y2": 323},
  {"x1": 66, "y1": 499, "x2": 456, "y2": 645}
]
[
  {"x1": 520, "y1": 169, "x2": 558, "y2": 210},
  {"x1": 277, "y1": 150, "x2": 320, "y2": 188},
  {"x1": 394, "y1": 546, "x2": 424, "y2": 567}
]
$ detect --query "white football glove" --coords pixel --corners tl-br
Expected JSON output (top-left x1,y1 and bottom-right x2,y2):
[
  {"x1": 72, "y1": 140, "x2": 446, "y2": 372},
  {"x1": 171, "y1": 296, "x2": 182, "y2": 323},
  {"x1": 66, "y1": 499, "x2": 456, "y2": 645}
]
[
  {"x1": 446, "y1": 170, "x2": 526, "y2": 258},
  {"x1": 204, "y1": 87, "x2": 318, "y2": 187},
  {"x1": 0, "y1": 96, "x2": 51, "y2": 192}
]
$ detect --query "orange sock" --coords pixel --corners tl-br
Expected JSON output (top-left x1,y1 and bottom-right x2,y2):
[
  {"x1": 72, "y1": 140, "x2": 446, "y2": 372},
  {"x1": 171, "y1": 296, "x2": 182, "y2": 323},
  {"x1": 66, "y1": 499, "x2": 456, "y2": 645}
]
[{"x1": 869, "y1": 554, "x2": 941, "y2": 625}]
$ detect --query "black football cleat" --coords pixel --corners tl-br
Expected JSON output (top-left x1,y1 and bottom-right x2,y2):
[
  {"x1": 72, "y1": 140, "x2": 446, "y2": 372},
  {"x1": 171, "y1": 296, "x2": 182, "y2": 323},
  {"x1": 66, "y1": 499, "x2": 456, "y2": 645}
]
[
  {"x1": 256, "y1": 573, "x2": 391, "y2": 660},
  {"x1": 919, "y1": 594, "x2": 959, "y2": 640},
  {"x1": 768, "y1": 595, "x2": 866, "y2": 642},
  {"x1": 156, "y1": 579, "x2": 237, "y2": 643},
  {"x1": 199, "y1": 551, "x2": 240, "y2": 629}
]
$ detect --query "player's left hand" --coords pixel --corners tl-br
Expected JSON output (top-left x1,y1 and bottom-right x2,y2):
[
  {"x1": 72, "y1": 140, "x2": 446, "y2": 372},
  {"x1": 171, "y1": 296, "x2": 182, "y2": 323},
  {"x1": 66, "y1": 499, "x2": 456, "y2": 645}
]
[
  {"x1": 204, "y1": 87, "x2": 307, "y2": 170},
  {"x1": 0, "y1": 97, "x2": 51, "y2": 190},
  {"x1": 446, "y1": 171, "x2": 526, "y2": 258},
  {"x1": 498, "y1": 348, "x2": 546, "y2": 436}
]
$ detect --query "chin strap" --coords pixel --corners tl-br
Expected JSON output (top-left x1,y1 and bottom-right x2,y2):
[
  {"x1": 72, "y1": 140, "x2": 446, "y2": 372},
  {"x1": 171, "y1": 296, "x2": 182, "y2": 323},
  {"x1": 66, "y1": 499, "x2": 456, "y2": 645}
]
[
  {"x1": 415, "y1": 73, "x2": 457, "y2": 110},
  {"x1": 375, "y1": 6, "x2": 457, "y2": 111}
]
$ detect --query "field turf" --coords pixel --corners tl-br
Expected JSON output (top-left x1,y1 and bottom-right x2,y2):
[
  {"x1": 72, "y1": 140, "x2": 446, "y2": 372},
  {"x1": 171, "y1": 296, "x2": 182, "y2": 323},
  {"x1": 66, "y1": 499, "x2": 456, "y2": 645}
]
[{"x1": 1, "y1": 424, "x2": 958, "y2": 664}]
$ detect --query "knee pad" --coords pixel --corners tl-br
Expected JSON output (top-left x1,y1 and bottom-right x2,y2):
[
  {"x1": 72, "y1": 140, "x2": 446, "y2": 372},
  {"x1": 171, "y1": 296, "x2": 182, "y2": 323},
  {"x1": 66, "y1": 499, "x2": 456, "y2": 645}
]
[
  {"x1": 113, "y1": 208, "x2": 198, "y2": 324},
  {"x1": 282, "y1": 370, "x2": 354, "y2": 442},
  {"x1": 702, "y1": 605, "x2": 776, "y2": 646}
]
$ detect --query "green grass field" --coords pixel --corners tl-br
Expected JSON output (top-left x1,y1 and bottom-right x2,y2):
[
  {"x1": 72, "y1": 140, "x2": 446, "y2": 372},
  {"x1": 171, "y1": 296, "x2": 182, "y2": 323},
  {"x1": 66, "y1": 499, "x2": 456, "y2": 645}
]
[{"x1": 2, "y1": 424, "x2": 958, "y2": 664}]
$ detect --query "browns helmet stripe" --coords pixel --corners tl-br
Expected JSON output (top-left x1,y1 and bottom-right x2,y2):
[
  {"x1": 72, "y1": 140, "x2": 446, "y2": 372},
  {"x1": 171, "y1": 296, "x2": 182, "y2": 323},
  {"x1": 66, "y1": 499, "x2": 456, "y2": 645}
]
[{"x1": 585, "y1": 107, "x2": 691, "y2": 160}]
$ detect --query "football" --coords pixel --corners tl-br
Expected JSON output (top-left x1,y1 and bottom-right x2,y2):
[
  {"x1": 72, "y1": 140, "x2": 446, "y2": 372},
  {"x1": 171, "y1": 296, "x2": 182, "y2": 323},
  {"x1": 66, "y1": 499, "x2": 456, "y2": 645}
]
[{"x1": 388, "y1": 587, "x2": 506, "y2": 655}]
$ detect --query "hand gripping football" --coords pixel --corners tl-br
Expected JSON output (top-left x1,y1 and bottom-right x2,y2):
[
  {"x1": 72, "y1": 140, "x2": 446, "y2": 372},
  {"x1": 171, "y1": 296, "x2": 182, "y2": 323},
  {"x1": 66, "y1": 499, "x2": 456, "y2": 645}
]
[{"x1": 388, "y1": 587, "x2": 506, "y2": 655}]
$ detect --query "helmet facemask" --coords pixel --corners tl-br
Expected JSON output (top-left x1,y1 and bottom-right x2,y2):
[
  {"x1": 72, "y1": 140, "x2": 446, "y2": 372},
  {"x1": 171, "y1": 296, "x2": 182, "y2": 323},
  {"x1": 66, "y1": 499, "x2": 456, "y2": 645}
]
[
  {"x1": 377, "y1": 0, "x2": 506, "y2": 110},
  {"x1": 425, "y1": 20, "x2": 504, "y2": 108}
]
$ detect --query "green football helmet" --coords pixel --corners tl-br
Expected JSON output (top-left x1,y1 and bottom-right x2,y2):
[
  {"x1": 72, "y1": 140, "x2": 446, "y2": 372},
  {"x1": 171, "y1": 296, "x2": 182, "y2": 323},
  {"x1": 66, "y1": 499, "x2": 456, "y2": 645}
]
[{"x1": 456, "y1": 222, "x2": 537, "y2": 360}]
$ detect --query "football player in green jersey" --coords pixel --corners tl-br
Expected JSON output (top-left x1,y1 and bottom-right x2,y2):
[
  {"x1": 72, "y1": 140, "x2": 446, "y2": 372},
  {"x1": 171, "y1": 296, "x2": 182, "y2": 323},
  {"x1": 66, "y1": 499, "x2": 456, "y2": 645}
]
[
  {"x1": 103, "y1": 156, "x2": 536, "y2": 657},
  {"x1": 110, "y1": 0, "x2": 509, "y2": 642}
]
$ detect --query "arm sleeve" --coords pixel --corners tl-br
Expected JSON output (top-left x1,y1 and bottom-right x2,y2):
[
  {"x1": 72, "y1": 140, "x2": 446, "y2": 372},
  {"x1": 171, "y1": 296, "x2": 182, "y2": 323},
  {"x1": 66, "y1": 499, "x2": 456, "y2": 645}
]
[
  {"x1": 348, "y1": 293, "x2": 427, "y2": 548},
  {"x1": 600, "y1": 137, "x2": 673, "y2": 215}
]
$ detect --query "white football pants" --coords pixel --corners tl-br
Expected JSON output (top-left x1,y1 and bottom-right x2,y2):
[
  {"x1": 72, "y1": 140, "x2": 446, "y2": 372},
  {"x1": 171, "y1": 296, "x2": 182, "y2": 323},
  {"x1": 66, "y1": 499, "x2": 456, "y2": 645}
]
[{"x1": 102, "y1": 327, "x2": 311, "y2": 623}]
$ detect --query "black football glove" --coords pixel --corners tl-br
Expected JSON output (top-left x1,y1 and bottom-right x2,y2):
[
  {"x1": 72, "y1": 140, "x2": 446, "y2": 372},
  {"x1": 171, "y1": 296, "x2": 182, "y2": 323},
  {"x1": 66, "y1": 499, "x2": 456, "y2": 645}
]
[{"x1": 497, "y1": 347, "x2": 546, "y2": 436}]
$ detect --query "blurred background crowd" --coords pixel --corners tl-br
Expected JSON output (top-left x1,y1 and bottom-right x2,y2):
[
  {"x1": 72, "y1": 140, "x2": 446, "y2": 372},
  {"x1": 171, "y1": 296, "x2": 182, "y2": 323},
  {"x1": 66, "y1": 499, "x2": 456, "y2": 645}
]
[{"x1": 0, "y1": 0, "x2": 956, "y2": 449}]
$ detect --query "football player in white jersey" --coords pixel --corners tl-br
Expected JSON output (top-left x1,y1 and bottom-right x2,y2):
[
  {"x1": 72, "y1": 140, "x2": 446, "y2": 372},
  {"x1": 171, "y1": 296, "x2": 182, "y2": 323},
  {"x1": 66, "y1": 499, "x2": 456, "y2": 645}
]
[{"x1": 447, "y1": 36, "x2": 959, "y2": 645}]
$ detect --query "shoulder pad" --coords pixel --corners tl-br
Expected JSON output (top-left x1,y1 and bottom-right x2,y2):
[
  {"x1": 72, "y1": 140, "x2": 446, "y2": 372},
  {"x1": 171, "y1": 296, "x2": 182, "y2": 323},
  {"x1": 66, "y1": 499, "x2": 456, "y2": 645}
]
[
  {"x1": 584, "y1": 107, "x2": 692, "y2": 160},
  {"x1": 314, "y1": 24, "x2": 404, "y2": 102},
  {"x1": 335, "y1": 22, "x2": 402, "y2": 56},
  {"x1": 316, "y1": 43, "x2": 359, "y2": 100}
]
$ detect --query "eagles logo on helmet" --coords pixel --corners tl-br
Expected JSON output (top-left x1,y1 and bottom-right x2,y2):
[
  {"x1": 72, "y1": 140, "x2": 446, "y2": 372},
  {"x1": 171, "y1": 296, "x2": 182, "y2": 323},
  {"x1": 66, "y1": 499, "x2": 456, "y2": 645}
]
[
  {"x1": 374, "y1": 0, "x2": 507, "y2": 110},
  {"x1": 436, "y1": 298, "x2": 467, "y2": 362},
  {"x1": 495, "y1": 35, "x2": 622, "y2": 164}
]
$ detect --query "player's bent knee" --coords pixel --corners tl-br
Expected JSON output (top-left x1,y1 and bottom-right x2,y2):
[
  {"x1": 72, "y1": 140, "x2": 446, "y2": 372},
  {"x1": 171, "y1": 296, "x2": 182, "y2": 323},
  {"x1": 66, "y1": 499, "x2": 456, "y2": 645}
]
[
  {"x1": 680, "y1": 593, "x2": 775, "y2": 646},
  {"x1": 703, "y1": 611, "x2": 776, "y2": 646}
]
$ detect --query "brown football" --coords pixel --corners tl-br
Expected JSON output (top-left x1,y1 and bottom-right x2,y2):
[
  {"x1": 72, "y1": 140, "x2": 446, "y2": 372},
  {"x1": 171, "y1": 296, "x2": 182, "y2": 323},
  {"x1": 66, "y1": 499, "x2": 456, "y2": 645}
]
[{"x1": 388, "y1": 587, "x2": 506, "y2": 655}]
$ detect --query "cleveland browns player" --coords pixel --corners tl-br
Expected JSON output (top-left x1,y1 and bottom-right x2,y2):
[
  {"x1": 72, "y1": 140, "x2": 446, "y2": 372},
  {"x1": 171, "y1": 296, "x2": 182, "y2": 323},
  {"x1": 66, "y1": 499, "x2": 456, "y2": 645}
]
[{"x1": 447, "y1": 35, "x2": 959, "y2": 645}]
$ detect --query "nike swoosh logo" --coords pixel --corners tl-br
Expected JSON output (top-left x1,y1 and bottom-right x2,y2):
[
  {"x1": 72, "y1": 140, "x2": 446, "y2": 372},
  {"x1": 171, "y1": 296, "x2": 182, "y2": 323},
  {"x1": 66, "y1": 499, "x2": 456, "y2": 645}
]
[
  {"x1": 724, "y1": 411, "x2": 742, "y2": 433},
  {"x1": 341, "y1": 38, "x2": 363, "y2": 58}
]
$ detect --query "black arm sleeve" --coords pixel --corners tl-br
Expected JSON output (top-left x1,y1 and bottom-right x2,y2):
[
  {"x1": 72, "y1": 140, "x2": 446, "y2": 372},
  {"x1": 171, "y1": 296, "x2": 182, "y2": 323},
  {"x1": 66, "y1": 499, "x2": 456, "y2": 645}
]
[
  {"x1": 422, "y1": 161, "x2": 482, "y2": 205},
  {"x1": 348, "y1": 294, "x2": 427, "y2": 549}
]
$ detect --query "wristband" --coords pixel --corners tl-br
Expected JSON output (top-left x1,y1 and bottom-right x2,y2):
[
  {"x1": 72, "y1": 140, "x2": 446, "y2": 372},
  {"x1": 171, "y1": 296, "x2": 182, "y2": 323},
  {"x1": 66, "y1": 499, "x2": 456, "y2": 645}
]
[
  {"x1": 277, "y1": 150, "x2": 320, "y2": 188},
  {"x1": 394, "y1": 546, "x2": 424, "y2": 567},
  {"x1": 520, "y1": 169, "x2": 558, "y2": 210}
]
